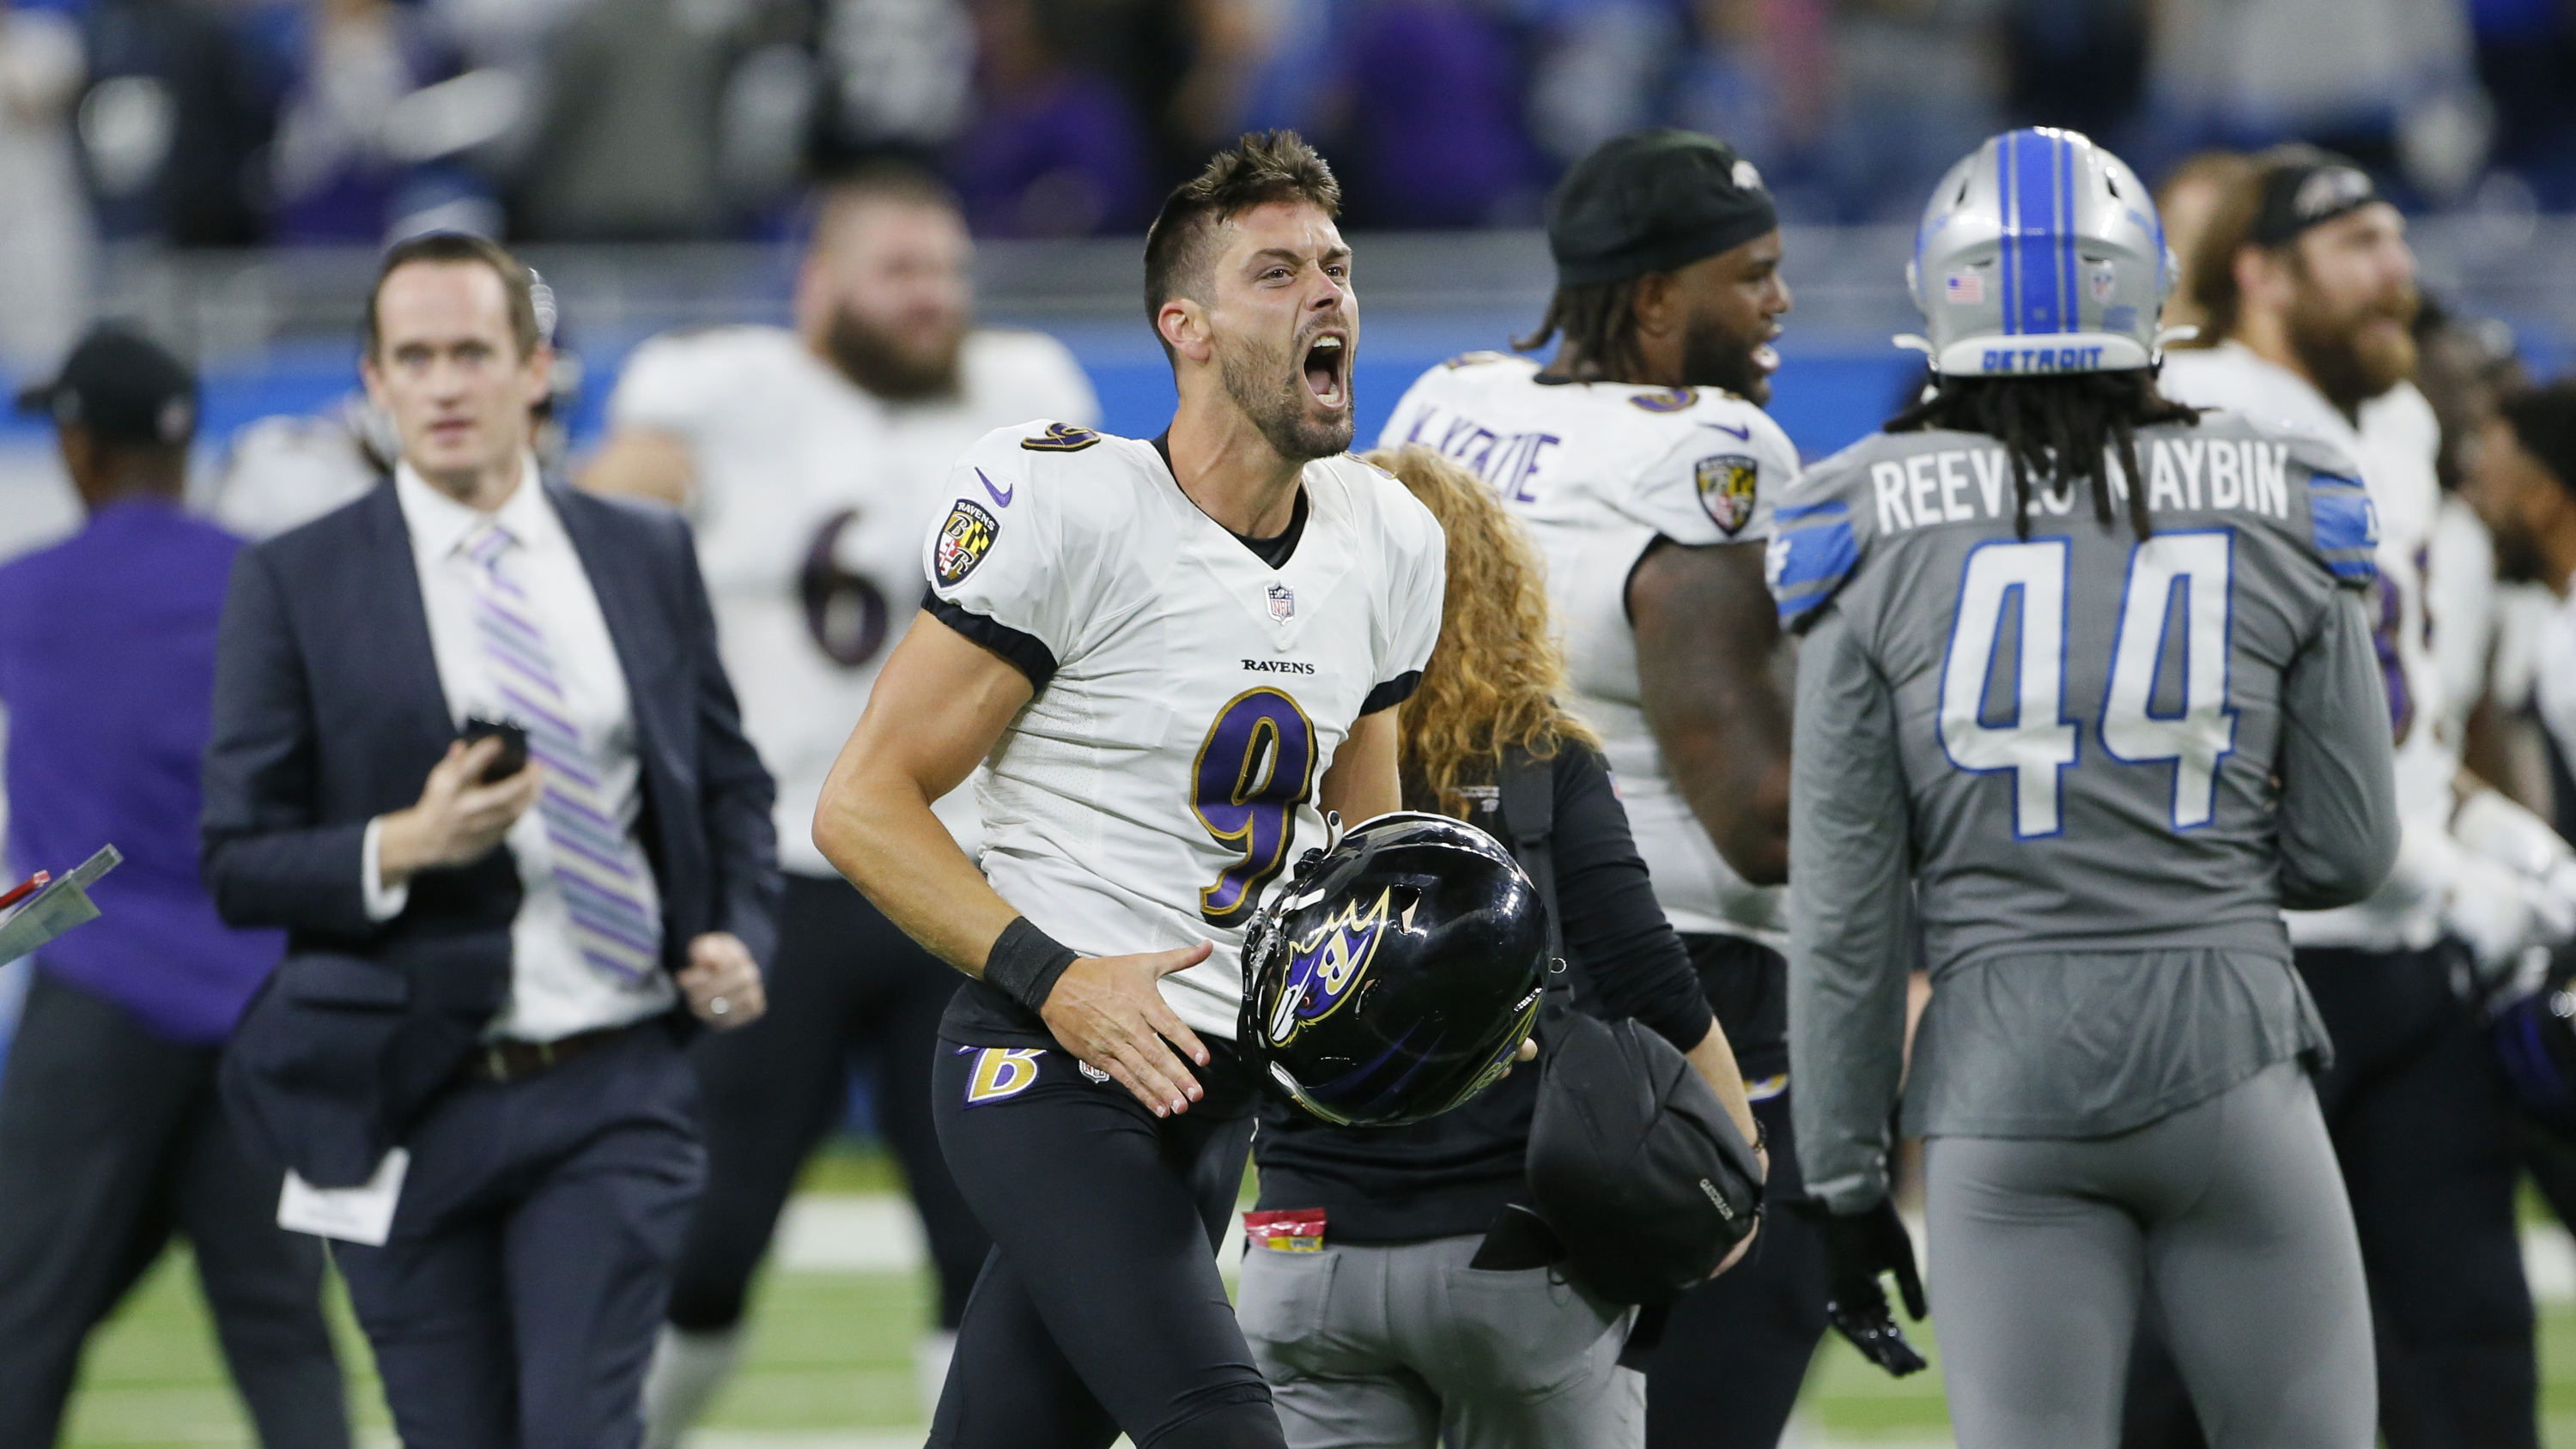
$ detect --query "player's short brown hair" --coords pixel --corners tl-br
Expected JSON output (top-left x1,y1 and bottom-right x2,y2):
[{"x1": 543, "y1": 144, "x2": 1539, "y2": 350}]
[
  {"x1": 1142, "y1": 131, "x2": 1341, "y2": 355},
  {"x1": 813, "y1": 161, "x2": 963, "y2": 250},
  {"x1": 2157, "y1": 150, "x2": 2257, "y2": 217},
  {"x1": 364, "y1": 232, "x2": 544, "y2": 361}
]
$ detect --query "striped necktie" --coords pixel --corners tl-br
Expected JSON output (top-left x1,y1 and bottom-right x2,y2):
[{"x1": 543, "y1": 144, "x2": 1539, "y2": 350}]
[{"x1": 463, "y1": 519, "x2": 662, "y2": 983}]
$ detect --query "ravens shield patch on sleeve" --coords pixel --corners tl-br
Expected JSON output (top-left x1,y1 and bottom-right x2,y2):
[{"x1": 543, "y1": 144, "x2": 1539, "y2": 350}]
[
  {"x1": 934, "y1": 500, "x2": 999, "y2": 586},
  {"x1": 1695, "y1": 454, "x2": 1759, "y2": 536}
]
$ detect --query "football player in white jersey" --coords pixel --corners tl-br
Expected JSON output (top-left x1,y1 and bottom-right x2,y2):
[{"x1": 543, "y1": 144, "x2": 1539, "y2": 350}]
[
  {"x1": 815, "y1": 133, "x2": 1443, "y2": 1449},
  {"x1": 2140, "y1": 149, "x2": 2576, "y2": 1449},
  {"x1": 580, "y1": 164, "x2": 1098, "y2": 1442},
  {"x1": 1377, "y1": 130, "x2": 1820, "y2": 1448}
]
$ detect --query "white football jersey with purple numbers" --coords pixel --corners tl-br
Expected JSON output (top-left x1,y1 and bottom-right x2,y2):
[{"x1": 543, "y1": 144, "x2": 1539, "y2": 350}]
[
  {"x1": 1378, "y1": 352, "x2": 1798, "y2": 944},
  {"x1": 923, "y1": 423, "x2": 1446, "y2": 1040},
  {"x1": 607, "y1": 324, "x2": 1095, "y2": 873}
]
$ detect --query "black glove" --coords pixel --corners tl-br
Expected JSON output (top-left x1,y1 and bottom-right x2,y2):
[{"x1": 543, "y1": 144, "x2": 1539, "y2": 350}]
[{"x1": 1795, "y1": 1197, "x2": 1929, "y2": 1377}]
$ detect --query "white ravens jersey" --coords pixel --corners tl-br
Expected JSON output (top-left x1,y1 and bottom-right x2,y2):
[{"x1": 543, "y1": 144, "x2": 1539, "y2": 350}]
[
  {"x1": 2160, "y1": 340, "x2": 2449, "y2": 950},
  {"x1": 2427, "y1": 491, "x2": 2498, "y2": 743},
  {"x1": 1379, "y1": 351, "x2": 1796, "y2": 943},
  {"x1": 925, "y1": 423, "x2": 1446, "y2": 1040},
  {"x1": 607, "y1": 324, "x2": 1096, "y2": 874},
  {"x1": 210, "y1": 393, "x2": 388, "y2": 540}
]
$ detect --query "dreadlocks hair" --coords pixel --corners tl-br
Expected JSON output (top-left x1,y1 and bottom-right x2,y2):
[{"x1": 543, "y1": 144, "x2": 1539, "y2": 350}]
[
  {"x1": 1886, "y1": 372, "x2": 2202, "y2": 541},
  {"x1": 1512, "y1": 277, "x2": 1643, "y2": 379}
]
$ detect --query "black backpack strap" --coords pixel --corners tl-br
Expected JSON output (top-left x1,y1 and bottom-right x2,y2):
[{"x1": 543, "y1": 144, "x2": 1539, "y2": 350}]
[{"x1": 1497, "y1": 747, "x2": 1564, "y2": 967}]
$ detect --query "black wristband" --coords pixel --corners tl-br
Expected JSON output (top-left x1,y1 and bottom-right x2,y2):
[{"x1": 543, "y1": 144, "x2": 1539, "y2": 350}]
[{"x1": 984, "y1": 916, "x2": 1082, "y2": 1016}]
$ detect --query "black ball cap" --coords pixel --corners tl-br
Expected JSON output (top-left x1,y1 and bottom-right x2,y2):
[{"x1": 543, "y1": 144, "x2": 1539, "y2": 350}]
[
  {"x1": 15, "y1": 325, "x2": 198, "y2": 447},
  {"x1": 2246, "y1": 148, "x2": 2382, "y2": 248},
  {"x1": 2500, "y1": 379, "x2": 2576, "y2": 502},
  {"x1": 1546, "y1": 128, "x2": 1779, "y2": 288}
]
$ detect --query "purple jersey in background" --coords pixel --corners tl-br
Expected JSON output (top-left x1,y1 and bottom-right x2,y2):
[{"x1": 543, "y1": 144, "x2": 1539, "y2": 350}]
[{"x1": 0, "y1": 499, "x2": 284, "y2": 1044}]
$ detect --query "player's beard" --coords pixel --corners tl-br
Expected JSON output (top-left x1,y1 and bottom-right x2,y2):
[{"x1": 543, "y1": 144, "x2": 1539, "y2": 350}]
[
  {"x1": 2490, "y1": 512, "x2": 2553, "y2": 587},
  {"x1": 1218, "y1": 327, "x2": 1353, "y2": 462},
  {"x1": 1678, "y1": 308, "x2": 1772, "y2": 405},
  {"x1": 823, "y1": 306, "x2": 963, "y2": 403},
  {"x1": 2285, "y1": 270, "x2": 2419, "y2": 415}
]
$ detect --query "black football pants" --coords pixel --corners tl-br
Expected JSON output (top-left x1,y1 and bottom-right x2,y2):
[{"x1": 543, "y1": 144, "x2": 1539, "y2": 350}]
[
  {"x1": 665, "y1": 873, "x2": 991, "y2": 1333},
  {"x1": 1647, "y1": 933, "x2": 1829, "y2": 1449},
  {"x1": 2123, "y1": 944, "x2": 2537, "y2": 1449},
  {"x1": 0, "y1": 968, "x2": 349, "y2": 1448},
  {"x1": 930, "y1": 1029, "x2": 1283, "y2": 1449}
]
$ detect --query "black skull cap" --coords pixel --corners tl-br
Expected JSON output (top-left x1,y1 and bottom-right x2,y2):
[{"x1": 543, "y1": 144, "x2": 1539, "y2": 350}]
[
  {"x1": 1545, "y1": 128, "x2": 1779, "y2": 288},
  {"x1": 15, "y1": 324, "x2": 198, "y2": 447}
]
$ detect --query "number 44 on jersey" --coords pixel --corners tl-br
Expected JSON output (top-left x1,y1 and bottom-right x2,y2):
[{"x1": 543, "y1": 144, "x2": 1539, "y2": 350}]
[{"x1": 1941, "y1": 533, "x2": 2239, "y2": 840}]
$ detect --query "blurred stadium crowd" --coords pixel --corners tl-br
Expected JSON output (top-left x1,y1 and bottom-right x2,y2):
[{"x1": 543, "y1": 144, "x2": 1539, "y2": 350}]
[{"x1": 6, "y1": 0, "x2": 2576, "y2": 368}]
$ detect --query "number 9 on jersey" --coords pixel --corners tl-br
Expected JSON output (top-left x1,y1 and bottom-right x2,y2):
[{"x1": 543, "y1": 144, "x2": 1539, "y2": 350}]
[{"x1": 1192, "y1": 688, "x2": 1320, "y2": 925}]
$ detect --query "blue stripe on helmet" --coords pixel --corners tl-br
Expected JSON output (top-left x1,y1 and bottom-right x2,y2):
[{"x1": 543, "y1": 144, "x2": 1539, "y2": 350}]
[
  {"x1": 2008, "y1": 130, "x2": 2063, "y2": 336},
  {"x1": 1996, "y1": 135, "x2": 2016, "y2": 336},
  {"x1": 2058, "y1": 133, "x2": 2079, "y2": 330}
]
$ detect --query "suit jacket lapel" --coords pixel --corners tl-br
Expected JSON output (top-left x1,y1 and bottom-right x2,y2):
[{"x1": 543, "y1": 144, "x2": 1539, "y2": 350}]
[
  {"x1": 361, "y1": 482, "x2": 457, "y2": 752},
  {"x1": 550, "y1": 482, "x2": 675, "y2": 751}
]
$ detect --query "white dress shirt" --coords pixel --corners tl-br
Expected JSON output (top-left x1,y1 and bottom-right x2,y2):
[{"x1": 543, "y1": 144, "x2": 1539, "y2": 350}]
[{"x1": 361, "y1": 458, "x2": 676, "y2": 1042}]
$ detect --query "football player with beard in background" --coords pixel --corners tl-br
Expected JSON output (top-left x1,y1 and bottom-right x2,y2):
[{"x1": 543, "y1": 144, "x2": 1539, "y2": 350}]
[
  {"x1": 2133, "y1": 146, "x2": 2576, "y2": 1449},
  {"x1": 582, "y1": 164, "x2": 1097, "y2": 1445}
]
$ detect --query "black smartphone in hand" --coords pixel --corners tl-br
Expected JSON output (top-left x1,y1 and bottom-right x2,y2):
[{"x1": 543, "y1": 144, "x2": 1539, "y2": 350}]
[{"x1": 459, "y1": 718, "x2": 530, "y2": 785}]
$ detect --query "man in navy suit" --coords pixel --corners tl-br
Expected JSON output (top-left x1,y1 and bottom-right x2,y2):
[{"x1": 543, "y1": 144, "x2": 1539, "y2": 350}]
[{"x1": 203, "y1": 232, "x2": 782, "y2": 1449}]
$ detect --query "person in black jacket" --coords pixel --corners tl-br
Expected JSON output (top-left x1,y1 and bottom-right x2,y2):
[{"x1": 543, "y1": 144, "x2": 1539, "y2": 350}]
[
  {"x1": 203, "y1": 233, "x2": 781, "y2": 1449},
  {"x1": 1238, "y1": 443, "x2": 1761, "y2": 1449}
]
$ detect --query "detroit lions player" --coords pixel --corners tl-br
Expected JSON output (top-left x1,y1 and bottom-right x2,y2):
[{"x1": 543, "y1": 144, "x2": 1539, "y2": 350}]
[
  {"x1": 1376, "y1": 130, "x2": 1819, "y2": 1448},
  {"x1": 815, "y1": 132, "x2": 1443, "y2": 1449},
  {"x1": 1773, "y1": 128, "x2": 2400, "y2": 1449}
]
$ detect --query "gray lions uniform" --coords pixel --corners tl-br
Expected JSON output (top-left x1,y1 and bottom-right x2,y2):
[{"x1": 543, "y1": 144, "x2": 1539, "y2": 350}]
[{"x1": 1774, "y1": 411, "x2": 2400, "y2": 1449}]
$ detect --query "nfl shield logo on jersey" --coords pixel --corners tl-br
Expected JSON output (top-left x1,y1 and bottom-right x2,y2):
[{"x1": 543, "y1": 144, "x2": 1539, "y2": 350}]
[
  {"x1": 934, "y1": 499, "x2": 999, "y2": 585},
  {"x1": 1267, "y1": 581, "x2": 1296, "y2": 621},
  {"x1": 1695, "y1": 455, "x2": 1760, "y2": 537}
]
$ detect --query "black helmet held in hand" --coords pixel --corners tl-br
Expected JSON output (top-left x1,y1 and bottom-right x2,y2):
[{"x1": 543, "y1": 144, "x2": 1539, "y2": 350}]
[{"x1": 1240, "y1": 813, "x2": 1548, "y2": 1127}]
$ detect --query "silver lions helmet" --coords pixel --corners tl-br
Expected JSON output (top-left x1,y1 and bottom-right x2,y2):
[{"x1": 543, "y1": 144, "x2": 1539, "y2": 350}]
[{"x1": 1905, "y1": 127, "x2": 2176, "y2": 378}]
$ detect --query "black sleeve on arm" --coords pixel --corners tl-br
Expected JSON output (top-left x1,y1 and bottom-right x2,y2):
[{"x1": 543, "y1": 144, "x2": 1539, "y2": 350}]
[
  {"x1": 923, "y1": 591, "x2": 1060, "y2": 689},
  {"x1": 1547, "y1": 748, "x2": 1716, "y2": 1052},
  {"x1": 1360, "y1": 670, "x2": 1423, "y2": 717}
]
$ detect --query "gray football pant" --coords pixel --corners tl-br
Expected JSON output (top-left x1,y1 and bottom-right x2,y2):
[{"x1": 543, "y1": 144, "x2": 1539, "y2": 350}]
[
  {"x1": 1237, "y1": 1234, "x2": 1641, "y2": 1449},
  {"x1": 1925, "y1": 1060, "x2": 2372, "y2": 1449}
]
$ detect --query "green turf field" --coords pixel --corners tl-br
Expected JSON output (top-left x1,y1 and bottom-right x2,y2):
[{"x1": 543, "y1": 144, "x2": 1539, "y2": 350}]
[{"x1": 51, "y1": 1148, "x2": 2576, "y2": 1447}]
